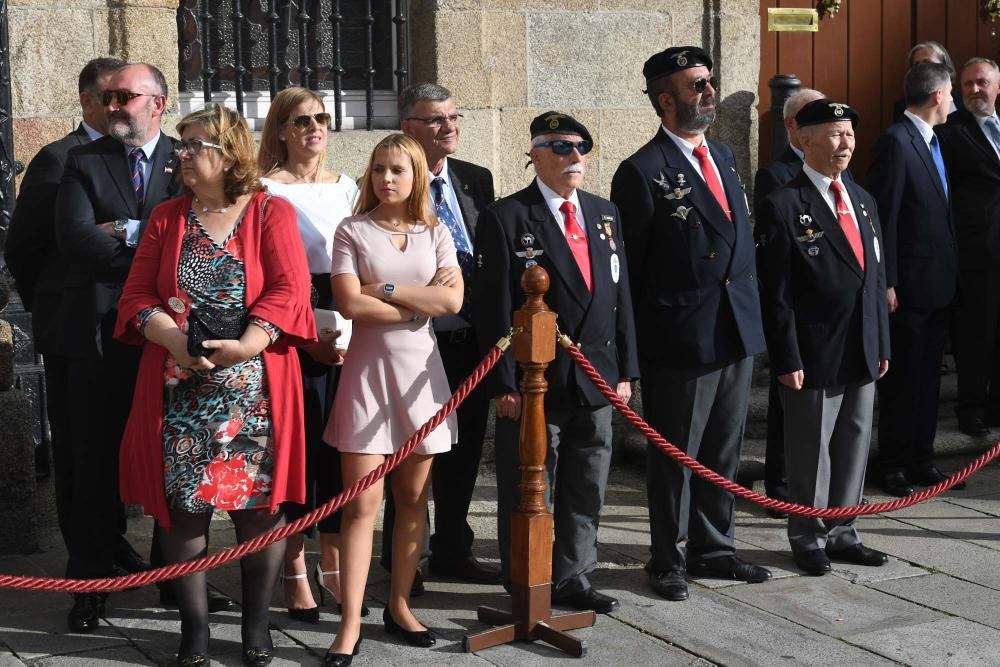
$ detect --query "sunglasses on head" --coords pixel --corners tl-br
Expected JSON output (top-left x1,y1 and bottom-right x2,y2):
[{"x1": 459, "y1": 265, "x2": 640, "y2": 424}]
[
  {"x1": 173, "y1": 138, "x2": 224, "y2": 157},
  {"x1": 534, "y1": 139, "x2": 593, "y2": 156},
  {"x1": 100, "y1": 89, "x2": 160, "y2": 106},
  {"x1": 690, "y1": 77, "x2": 718, "y2": 94},
  {"x1": 288, "y1": 112, "x2": 331, "y2": 129}
]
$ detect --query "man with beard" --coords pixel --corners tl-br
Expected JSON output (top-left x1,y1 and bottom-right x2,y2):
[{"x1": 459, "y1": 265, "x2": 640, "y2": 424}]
[
  {"x1": 50, "y1": 62, "x2": 199, "y2": 631},
  {"x1": 610, "y1": 46, "x2": 770, "y2": 602},
  {"x1": 756, "y1": 99, "x2": 890, "y2": 575},
  {"x1": 474, "y1": 112, "x2": 638, "y2": 613},
  {"x1": 940, "y1": 58, "x2": 1000, "y2": 438}
]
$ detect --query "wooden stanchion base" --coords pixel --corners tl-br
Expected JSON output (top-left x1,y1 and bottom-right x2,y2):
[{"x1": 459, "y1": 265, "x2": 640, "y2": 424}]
[{"x1": 462, "y1": 583, "x2": 595, "y2": 657}]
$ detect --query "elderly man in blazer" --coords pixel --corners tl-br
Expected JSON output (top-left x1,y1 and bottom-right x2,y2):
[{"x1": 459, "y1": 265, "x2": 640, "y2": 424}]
[
  {"x1": 51, "y1": 62, "x2": 188, "y2": 630},
  {"x1": 611, "y1": 46, "x2": 771, "y2": 602},
  {"x1": 868, "y1": 62, "x2": 962, "y2": 497},
  {"x1": 757, "y1": 99, "x2": 891, "y2": 576},
  {"x1": 474, "y1": 112, "x2": 639, "y2": 614}
]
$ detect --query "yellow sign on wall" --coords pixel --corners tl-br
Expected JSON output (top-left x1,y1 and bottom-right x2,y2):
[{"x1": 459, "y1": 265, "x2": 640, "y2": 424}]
[{"x1": 767, "y1": 8, "x2": 820, "y2": 32}]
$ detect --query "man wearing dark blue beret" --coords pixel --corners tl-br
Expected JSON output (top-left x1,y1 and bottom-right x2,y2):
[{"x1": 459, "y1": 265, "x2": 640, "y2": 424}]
[{"x1": 611, "y1": 46, "x2": 771, "y2": 601}]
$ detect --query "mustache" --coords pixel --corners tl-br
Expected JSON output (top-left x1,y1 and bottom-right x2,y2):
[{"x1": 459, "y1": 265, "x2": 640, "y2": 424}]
[
  {"x1": 563, "y1": 164, "x2": 584, "y2": 174},
  {"x1": 832, "y1": 151, "x2": 852, "y2": 158}
]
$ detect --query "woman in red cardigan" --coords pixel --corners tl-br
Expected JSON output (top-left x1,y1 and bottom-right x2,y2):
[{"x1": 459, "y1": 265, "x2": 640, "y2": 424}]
[{"x1": 115, "y1": 105, "x2": 315, "y2": 667}]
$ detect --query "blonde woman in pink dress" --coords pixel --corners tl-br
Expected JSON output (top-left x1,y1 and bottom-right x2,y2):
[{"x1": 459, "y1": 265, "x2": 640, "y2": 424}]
[{"x1": 322, "y1": 134, "x2": 461, "y2": 666}]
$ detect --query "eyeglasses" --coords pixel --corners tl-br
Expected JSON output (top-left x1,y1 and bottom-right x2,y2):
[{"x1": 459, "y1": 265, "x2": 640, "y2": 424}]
[
  {"x1": 690, "y1": 77, "x2": 718, "y2": 94},
  {"x1": 534, "y1": 139, "x2": 593, "y2": 156},
  {"x1": 288, "y1": 112, "x2": 331, "y2": 129},
  {"x1": 100, "y1": 89, "x2": 161, "y2": 106},
  {"x1": 173, "y1": 138, "x2": 224, "y2": 157},
  {"x1": 405, "y1": 113, "x2": 463, "y2": 129}
]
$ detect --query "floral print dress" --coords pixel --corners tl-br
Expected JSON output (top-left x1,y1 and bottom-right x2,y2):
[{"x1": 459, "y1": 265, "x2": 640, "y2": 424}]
[{"x1": 138, "y1": 210, "x2": 281, "y2": 513}]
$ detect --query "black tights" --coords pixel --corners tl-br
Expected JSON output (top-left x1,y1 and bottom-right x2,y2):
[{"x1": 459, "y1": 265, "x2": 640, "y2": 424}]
[{"x1": 159, "y1": 509, "x2": 287, "y2": 656}]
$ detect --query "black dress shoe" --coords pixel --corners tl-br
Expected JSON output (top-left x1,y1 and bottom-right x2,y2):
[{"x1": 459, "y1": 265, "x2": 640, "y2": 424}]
[
  {"x1": 552, "y1": 587, "x2": 620, "y2": 614},
  {"x1": 67, "y1": 593, "x2": 104, "y2": 633},
  {"x1": 242, "y1": 645, "x2": 273, "y2": 667},
  {"x1": 908, "y1": 465, "x2": 967, "y2": 490},
  {"x1": 687, "y1": 555, "x2": 772, "y2": 583},
  {"x1": 323, "y1": 638, "x2": 361, "y2": 667},
  {"x1": 428, "y1": 554, "x2": 501, "y2": 584},
  {"x1": 160, "y1": 586, "x2": 236, "y2": 613},
  {"x1": 648, "y1": 570, "x2": 688, "y2": 601},
  {"x1": 383, "y1": 607, "x2": 435, "y2": 647},
  {"x1": 879, "y1": 472, "x2": 914, "y2": 497},
  {"x1": 286, "y1": 606, "x2": 320, "y2": 623},
  {"x1": 793, "y1": 549, "x2": 831, "y2": 576},
  {"x1": 826, "y1": 543, "x2": 888, "y2": 566},
  {"x1": 958, "y1": 416, "x2": 989, "y2": 437}
]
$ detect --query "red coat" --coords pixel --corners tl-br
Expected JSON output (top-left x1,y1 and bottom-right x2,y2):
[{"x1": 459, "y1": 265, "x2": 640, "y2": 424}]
[{"x1": 115, "y1": 191, "x2": 316, "y2": 527}]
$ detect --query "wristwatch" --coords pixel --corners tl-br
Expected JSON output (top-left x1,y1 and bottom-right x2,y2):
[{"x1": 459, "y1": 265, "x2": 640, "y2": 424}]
[
  {"x1": 382, "y1": 283, "x2": 395, "y2": 301},
  {"x1": 112, "y1": 218, "x2": 129, "y2": 239}
]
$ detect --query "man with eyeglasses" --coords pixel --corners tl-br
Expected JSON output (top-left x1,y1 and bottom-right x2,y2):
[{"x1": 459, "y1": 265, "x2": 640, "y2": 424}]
[
  {"x1": 49, "y1": 62, "x2": 192, "y2": 630},
  {"x1": 4, "y1": 56, "x2": 129, "y2": 633},
  {"x1": 473, "y1": 112, "x2": 638, "y2": 614},
  {"x1": 378, "y1": 82, "x2": 500, "y2": 587},
  {"x1": 611, "y1": 46, "x2": 771, "y2": 602}
]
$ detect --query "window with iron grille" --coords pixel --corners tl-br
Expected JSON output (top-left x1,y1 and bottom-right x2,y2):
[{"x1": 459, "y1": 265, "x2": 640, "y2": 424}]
[{"x1": 176, "y1": 0, "x2": 408, "y2": 130}]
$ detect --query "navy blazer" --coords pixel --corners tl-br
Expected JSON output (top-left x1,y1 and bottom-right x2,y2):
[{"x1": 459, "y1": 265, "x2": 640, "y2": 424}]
[
  {"x1": 610, "y1": 128, "x2": 765, "y2": 368},
  {"x1": 757, "y1": 171, "x2": 891, "y2": 389},
  {"x1": 447, "y1": 157, "x2": 495, "y2": 243},
  {"x1": 866, "y1": 116, "x2": 957, "y2": 309},
  {"x1": 472, "y1": 181, "x2": 639, "y2": 407}
]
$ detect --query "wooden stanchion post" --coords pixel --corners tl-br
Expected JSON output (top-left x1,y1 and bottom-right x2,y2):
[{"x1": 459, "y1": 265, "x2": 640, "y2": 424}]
[{"x1": 463, "y1": 265, "x2": 595, "y2": 657}]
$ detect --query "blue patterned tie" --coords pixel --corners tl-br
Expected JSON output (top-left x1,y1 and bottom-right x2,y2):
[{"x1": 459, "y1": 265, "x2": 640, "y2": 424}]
[
  {"x1": 986, "y1": 116, "x2": 1000, "y2": 157},
  {"x1": 432, "y1": 177, "x2": 473, "y2": 321},
  {"x1": 928, "y1": 135, "x2": 948, "y2": 199},
  {"x1": 129, "y1": 147, "x2": 145, "y2": 210}
]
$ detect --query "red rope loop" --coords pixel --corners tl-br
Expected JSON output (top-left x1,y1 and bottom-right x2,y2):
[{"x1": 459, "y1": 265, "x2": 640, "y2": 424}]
[
  {"x1": 561, "y1": 340, "x2": 1000, "y2": 518},
  {"x1": 0, "y1": 341, "x2": 508, "y2": 593}
]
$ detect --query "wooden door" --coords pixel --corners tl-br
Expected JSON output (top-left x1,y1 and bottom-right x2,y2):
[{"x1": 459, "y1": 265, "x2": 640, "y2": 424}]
[{"x1": 758, "y1": 0, "x2": 1000, "y2": 182}]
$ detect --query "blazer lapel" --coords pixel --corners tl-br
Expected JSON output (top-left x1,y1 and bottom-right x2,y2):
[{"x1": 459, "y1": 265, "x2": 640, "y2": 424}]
[
  {"x1": 579, "y1": 191, "x2": 608, "y2": 306},
  {"x1": 716, "y1": 149, "x2": 748, "y2": 247},
  {"x1": 142, "y1": 134, "x2": 179, "y2": 219},
  {"x1": 100, "y1": 141, "x2": 138, "y2": 216},
  {"x1": 905, "y1": 119, "x2": 948, "y2": 204},
  {"x1": 797, "y1": 175, "x2": 863, "y2": 278},
  {"x1": 448, "y1": 165, "x2": 478, "y2": 240},
  {"x1": 963, "y1": 112, "x2": 1000, "y2": 168},
  {"x1": 846, "y1": 181, "x2": 877, "y2": 276},
  {"x1": 527, "y1": 183, "x2": 590, "y2": 308}
]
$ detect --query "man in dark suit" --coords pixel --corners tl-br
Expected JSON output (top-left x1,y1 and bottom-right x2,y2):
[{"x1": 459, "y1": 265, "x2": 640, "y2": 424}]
[
  {"x1": 868, "y1": 62, "x2": 962, "y2": 497},
  {"x1": 5, "y1": 59, "x2": 125, "y2": 595},
  {"x1": 940, "y1": 57, "x2": 1000, "y2": 438},
  {"x1": 753, "y1": 87, "x2": 823, "y2": 516},
  {"x1": 610, "y1": 47, "x2": 771, "y2": 602},
  {"x1": 52, "y1": 62, "x2": 187, "y2": 631},
  {"x1": 474, "y1": 112, "x2": 639, "y2": 614},
  {"x1": 757, "y1": 99, "x2": 891, "y2": 576},
  {"x1": 379, "y1": 83, "x2": 499, "y2": 586}
]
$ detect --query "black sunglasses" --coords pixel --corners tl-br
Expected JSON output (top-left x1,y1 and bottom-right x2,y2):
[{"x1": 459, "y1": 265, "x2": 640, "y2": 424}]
[
  {"x1": 100, "y1": 89, "x2": 160, "y2": 106},
  {"x1": 534, "y1": 139, "x2": 593, "y2": 156},
  {"x1": 691, "y1": 77, "x2": 718, "y2": 94},
  {"x1": 289, "y1": 112, "x2": 331, "y2": 129}
]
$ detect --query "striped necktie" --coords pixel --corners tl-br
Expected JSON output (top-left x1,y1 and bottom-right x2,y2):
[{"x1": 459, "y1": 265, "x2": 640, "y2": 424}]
[
  {"x1": 431, "y1": 177, "x2": 473, "y2": 320},
  {"x1": 129, "y1": 147, "x2": 145, "y2": 210}
]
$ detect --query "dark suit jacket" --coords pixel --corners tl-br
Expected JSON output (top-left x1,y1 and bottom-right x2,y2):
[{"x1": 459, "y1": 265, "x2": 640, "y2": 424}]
[
  {"x1": 4, "y1": 124, "x2": 90, "y2": 350},
  {"x1": 753, "y1": 146, "x2": 802, "y2": 225},
  {"x1": 610, "y1": 128, "x2": 765, "y2": 369},
  {"x1": 939, "y1": 108, "x2": 1000, "y2": 270},
  {"x1": 52, "y1": 132, "x2": 181, "y2": 359},
  {"x1": 472, "y1": 180, "x2": 639, "y2": 407},
  {"x1": 866, "y1": 116, "x2": 957, "y2": 309},
  {"x1": 446, "y1": 157, "x2": 495, "y2": 244},
  {"x1": 757, "y1": 171, "x2": 891, "y2": 389}
]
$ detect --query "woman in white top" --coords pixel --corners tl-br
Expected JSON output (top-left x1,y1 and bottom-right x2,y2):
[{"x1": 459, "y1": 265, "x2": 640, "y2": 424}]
[{"x1": 258, "y1": 87, "x2": 361, "y2": 623}]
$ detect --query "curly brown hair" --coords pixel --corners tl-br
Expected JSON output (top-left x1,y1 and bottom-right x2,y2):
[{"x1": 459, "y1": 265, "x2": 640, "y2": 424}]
[{"x1": 176, "y1": 105, "x2": 261, "y2": 203}]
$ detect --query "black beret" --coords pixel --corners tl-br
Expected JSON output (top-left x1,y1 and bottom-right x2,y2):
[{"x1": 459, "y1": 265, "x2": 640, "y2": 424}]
[
  {"x1": 795, "y1": 98, "x2": 859, "y2": 128},
  {"x1": 643, "y1": 46, "x2": 713, "y2": 83},
  {"x1": 529, "y1": 111, "x2": 593, "y2": 145}
]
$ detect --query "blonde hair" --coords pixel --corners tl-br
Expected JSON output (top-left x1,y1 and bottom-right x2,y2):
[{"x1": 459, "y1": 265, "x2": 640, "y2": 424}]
[
  {"x1": 257, "y1": 87, "x2": 327, "y2": 179},
  {"x1": 176, "y1": 105, "x2": 261, "y2": 203},
  {"x1": 354, "y1": 134, "x2": 438, "y2": 227}
]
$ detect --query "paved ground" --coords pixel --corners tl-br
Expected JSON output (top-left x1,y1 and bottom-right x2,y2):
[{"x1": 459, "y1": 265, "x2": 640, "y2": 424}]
[{"x1": 3, "y1": 442, "x2": 1000, "y2": 667}]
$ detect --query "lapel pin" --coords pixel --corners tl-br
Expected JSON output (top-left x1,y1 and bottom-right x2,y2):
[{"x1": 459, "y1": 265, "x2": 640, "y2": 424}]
[
  {"x1": 798, "y1": 214, "x2": 813, "y2": 227},
  {"x1": 168, "y1": 296, "x2": 186, "y2": 313},
  {"x1": 671, "y1": 205, "x2": 693, "y2": 221},
  {"x1": 808, "y1": 245, "x2": 820, "y2": 257},
  {"x1": 676, "y1": 173, "x2": 687, "y2": 187}
]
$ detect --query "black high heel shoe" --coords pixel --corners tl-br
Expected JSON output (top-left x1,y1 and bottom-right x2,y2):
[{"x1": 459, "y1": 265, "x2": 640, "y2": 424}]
[
  {"x1": 313, "y1": 564, "x2": 369, "y2": 617},
  {"x1": 382, "y1": 607, "x2": 436, "y2": 648},
  {"x1": 322, "y1": 638, "x2": 361, "y2": 667},
  {"x1": 242, "y1": 645, "x2": 273, "y2": 667},
  {"x1": 282, "y1": 572, "x2": 320, "y2": 624}
]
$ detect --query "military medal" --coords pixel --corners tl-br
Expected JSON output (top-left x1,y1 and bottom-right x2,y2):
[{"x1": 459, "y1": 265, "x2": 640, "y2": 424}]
[
  {"x1": 798, "y1": 214, "x2": 813, "y2": 227},
  {"x1": 610, "y1": 239, "x2": 617, "y2": 251},
  {"x1": 795, "y1": 229, "x2": 825, "y2": 243},
  {"x1": 808, "y1": 245, "x2": 820, "y2": 257},
  {"x1": 676, "y1": 173, "x2": 687, "y2": 187},
  {"x1": 168, "y1": 296, "x2": 186, "y2": 313},
  {"x1": 515, "y1": 232, "x2": 544, "y2": 267},
  {"x1": 610, "y1": 254, "x2": 620, "y2": 283},
  {"x1": 671, "y1": 205, "x2": 693, "y2": 221},
  {"x1": 600, "y1": 234, "x2": 606, "y2": 240}
]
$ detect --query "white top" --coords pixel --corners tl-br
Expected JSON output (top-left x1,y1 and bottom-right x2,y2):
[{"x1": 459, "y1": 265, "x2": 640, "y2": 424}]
[
  {"x1": 536, "y1": 177, "x2": 585, "y2": 235},
  {"x1": 662, "y1": 124, "x2": 727, "y2": 196},
  {"x1": 802, "y1": 162, "x2": 860, "y2": 232},
  {"x1": 261, "y1": 176, "x2": 359, "y2": 274}
]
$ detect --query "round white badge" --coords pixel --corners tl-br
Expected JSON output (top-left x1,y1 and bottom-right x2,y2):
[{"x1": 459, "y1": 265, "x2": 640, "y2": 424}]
[{"x1": 610, "y1": 254, "x2": 620, "y2": 284}]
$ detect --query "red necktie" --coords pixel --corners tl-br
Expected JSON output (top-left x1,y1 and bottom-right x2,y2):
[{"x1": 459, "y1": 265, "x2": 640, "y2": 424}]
[
  {"x1": 692, "y1": 144, "x2": 731, "y2": 221},
  {"x1": 830, "y1": 180, "x2": 864, "y2": 270},
  {"x1": 560, "y1": 200, "x2": 592, "y2": 292}
]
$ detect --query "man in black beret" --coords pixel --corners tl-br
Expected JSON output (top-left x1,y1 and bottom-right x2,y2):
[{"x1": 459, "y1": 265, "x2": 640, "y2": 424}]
[
  {"x1": 756, "y1": 99, "x2": 891, "y2": 575},
  {"x1": 474, "y1": 111, "x2": 639, "y2": 614},
  {"x1": 611, "y1": 46, "x2": 771, "y2": 602}
]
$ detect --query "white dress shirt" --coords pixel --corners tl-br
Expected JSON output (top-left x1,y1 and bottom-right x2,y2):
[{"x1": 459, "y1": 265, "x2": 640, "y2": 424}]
[
  {"x1": 662, "y1": 124, "x2": 727, "y2": 197},
  {"x1": 801, "y1": 162, "x2": 860, "y2": 233},
  {"x1": 536, "y1": 177, "x2": 586, "y2": 235}
]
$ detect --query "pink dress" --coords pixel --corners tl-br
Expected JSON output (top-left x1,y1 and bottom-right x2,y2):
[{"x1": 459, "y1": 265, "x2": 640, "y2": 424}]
[{"x1": 325, "y1": 214, "x2": 458, "y2": 455}]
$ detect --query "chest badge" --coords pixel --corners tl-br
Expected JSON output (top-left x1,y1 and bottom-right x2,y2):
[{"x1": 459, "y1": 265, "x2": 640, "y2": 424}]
[
  {"x1": 798, "y1": 213, "x2": 813, "y2": 227},
  {"x1": 808, "y1": 245, "x2": 820, "y2": 257},
  {"x1": 610, "y1": 254, "x2": 620, "y2": 284},
  {"x1": 672, "y1": 205, "x2": 694, "y2": 221}
]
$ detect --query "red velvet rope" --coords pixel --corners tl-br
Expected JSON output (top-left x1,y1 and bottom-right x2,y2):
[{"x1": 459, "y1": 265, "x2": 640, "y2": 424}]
[
  {"x1": 0, "y1": 343, "x2": 506, "y2": 593},
  {"x1": 561, "y1": 341, "x2": 1000, "y2": 518}
]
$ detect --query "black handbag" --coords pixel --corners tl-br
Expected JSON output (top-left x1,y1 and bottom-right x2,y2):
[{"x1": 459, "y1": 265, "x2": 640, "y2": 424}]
[{"x1": 187, "y1": 305, "x2": 248, "y2": 357}]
